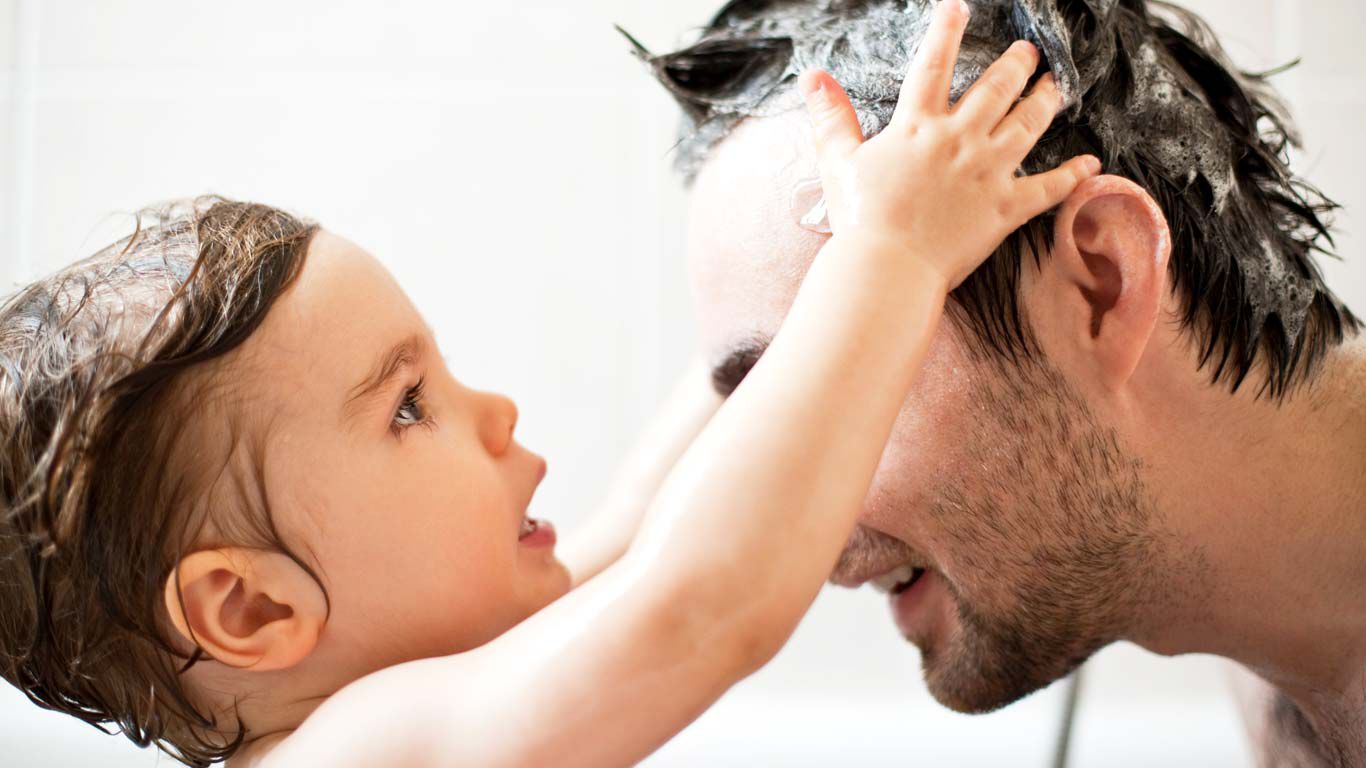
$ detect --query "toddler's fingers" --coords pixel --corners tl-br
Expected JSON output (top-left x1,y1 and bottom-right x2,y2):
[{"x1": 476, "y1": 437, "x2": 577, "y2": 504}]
[
  {"x1": 1012, "y1": 155, "x2": 1103, "y2": 221},
  {"x1": 994, "y1": 73, "x2": 1062, "y2": 163},
  {"x1": 799, "y1": 69, "x2": 864, "y2": 174},
  {"x1": 893, "y1": 0, "x2": 970, "y2": 122},
  {"x1": 955, "y1": 40, "x2": 1040, "y2": 132}
]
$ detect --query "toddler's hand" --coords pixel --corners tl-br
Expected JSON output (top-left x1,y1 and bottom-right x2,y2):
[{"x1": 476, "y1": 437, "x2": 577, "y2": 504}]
[{"x1": 798, "y1": 0, "x2": 1101, "y2": 290}]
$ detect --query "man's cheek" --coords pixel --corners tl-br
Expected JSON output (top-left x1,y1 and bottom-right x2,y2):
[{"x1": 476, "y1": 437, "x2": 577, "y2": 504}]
[
  {"x1": 860, "y1": 408, "x2": 958, "y2": 541},
  {"x1": 913, "y1": 324, "x2": 977, "y2": 422},
  {"x1": 859, "y1": 332, "x2": 983, "y2": 540}
]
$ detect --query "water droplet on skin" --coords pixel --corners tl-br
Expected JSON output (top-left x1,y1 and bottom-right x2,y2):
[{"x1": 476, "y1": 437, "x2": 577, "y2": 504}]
[{"x1": 791, "y1": 178, "x2": 832, "y2": 235}]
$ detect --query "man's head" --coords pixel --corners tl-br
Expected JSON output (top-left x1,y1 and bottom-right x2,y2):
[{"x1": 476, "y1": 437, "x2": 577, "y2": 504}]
[{"x1": 637, "y1": 0, "x2": 1359, "y2": 712}]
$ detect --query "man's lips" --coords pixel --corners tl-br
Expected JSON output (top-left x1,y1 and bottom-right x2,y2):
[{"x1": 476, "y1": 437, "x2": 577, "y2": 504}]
[
  {"x1": 828, "y1": 524, "x2": 931, "y2": 587},
  {"x1": 869, "y1": 564, "x2": 927, "y2": 594},
  {"x1": 827, "y1": 533, "x2": 942, "y2": 641},
  {"x1": 892, "y1": 567, "x2": 939, "y2": 638},
  {"x1": 828, "y1": 550, "x2": 933, "y2": 589}
]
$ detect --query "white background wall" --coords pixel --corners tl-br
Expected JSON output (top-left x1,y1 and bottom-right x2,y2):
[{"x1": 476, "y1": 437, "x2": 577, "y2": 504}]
[{"x1": 1, "y1": 1, "x2": 1362, "y2": 766}]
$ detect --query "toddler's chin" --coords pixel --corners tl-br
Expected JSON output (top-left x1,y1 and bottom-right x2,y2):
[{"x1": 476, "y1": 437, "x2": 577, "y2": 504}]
[
  {"x1": 540, "y1": 560, "x2": 573, "y2": 603},
  {"x1": 518, "y1": 558, "x2": 572, "y2": 617}
]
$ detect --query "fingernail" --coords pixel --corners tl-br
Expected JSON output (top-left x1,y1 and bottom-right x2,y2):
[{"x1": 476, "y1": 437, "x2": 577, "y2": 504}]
[
  {"x1": 1087, "y1": 156, "x2": 1102, "y2": 174},
  {"x1": 942, "y1": 0, "x2": 969, "y2": 17}
]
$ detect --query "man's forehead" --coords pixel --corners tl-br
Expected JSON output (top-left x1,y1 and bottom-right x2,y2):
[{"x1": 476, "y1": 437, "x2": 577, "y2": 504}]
[{"x1": 686, "y1": 112, "x2": 828, "y2": 354}]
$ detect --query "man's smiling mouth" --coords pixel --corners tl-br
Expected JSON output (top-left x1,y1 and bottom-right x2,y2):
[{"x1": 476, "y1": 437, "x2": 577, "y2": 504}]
[
  {"x1": 871, "y1": 564, "x2": 927, "y2": 595},
  {"x1": 827, "y1": 525, "x2": 933, "y2": 590}
]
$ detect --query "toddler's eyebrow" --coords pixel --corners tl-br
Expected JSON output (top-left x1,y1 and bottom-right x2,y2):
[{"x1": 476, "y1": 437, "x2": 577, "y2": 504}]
[{"x1": 343, "y1": 332, "x2": 425, "y2": 423}]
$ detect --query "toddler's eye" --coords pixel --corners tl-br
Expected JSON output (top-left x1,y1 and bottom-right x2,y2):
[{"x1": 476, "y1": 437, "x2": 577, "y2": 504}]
[{"x1": 393, "y1": 378, "x2": 428, "y2": 432}]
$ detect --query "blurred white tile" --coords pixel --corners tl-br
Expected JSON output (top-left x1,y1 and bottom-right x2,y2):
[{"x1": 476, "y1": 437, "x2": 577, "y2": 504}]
[
  {"x1": 0, "y1": 90, "x2": 11, "y2": 290},
  {"x1": 37, "y1": 0, "x2": 406, "y2": 70},
  {"x1": 0, "y1": 0, "x2": 16, "y2": 69},
  {"x1": 1180, "y1": 0, "x2": 1279, "y2": 69},
  {"x1": 0, "y1": 65, "x2": 11, "y2": 240},
  {"x1": 1070, "y1": 645, "x2": 1255, "y2": 767},
  {"x1": 648, "y1": 685, "x2": 1066, "y2": 767},
  {"x1": 1290, "y1": 98, "x2": 1366, "y2": 311},
  {"x1": 33, "y1": 0, "x2": 696, "y2": 80},
  {"x1": 2, "y1": 0, "x2": 20, "y2": 288},
  {"x1": 0, "y1": 682, "x2": 162, "y2": 767},
  {"x1": 1298, "y1": 0, "x2": 1366, "y2": 78},
  {"x1": 1082, "y1": 644, "x2": 1237, "y2": 706}
]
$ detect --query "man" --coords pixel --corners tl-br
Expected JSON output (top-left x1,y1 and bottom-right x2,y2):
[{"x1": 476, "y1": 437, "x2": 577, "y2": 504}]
[{"x1": 632, "y1": 0, "x2": 1365, "y2": 765}]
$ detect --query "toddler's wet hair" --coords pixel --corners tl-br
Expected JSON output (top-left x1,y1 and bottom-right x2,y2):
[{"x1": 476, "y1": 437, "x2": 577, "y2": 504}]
[{"x1": 0, "y1": 198, "x2": 319, "y2": 766}]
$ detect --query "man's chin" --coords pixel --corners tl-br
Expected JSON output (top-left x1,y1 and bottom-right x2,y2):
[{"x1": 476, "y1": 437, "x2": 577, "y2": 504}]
[
  {"x1": 921, "y1": 652, "x2": 1048, "y2": 715},
  {"x1": 914, "y1": 618, "x2": 1084, "y2": 715},
  {"x1": 891, "y1": 571, "x2": 1048, "y2": 713}
]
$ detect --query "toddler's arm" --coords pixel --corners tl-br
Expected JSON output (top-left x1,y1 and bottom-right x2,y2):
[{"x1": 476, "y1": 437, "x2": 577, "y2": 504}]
[
  {"x1": 266, "y1": 3, "x2": 1100, "y2": 765},
  {"x1": 559, "y1": 357, "x2": 721, "y2": 588}
]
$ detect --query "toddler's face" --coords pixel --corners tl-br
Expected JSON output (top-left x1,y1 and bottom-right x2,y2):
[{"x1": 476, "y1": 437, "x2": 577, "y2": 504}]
[{"x1": 223, "y1": 230, "x2": 570, "y2": 672}]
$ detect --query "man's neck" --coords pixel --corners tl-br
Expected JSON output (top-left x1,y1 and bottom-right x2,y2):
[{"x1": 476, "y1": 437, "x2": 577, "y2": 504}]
[{"x1": 1137, "y1": 336, "x2": 1366, "y2": 700}]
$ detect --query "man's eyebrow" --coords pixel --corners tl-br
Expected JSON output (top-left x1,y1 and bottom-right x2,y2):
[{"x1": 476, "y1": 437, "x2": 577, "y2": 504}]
[
  {"x1": 343, "y1": 333, "x2": 425, "y2": 422},
  {"x1": 710, "y1": 337, "x2": 770, "y2": 398}
]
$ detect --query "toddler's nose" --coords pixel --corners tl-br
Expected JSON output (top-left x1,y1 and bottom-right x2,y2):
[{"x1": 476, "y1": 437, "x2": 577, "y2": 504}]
[{"x1": 475, "y1": 390, "x2": 518, "y2": 456}]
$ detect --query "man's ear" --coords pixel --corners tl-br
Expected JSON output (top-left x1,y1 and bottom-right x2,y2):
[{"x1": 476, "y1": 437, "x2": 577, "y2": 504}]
[
  {"x1": 163, "y1": 548, "x2": 327, "y2": 672},
  {"x1": 1028, "y1": 175, "x2": 1172, "y2": 392}
]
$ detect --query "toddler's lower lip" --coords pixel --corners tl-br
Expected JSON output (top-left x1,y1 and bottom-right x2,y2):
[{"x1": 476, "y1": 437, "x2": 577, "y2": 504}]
[{"x1": 518, "y1": 518, "x2": 556, "y2": 548}]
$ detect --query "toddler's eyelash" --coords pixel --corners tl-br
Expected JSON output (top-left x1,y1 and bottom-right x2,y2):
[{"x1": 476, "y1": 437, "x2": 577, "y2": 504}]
[{"x1": 391, "y1": 377, "x2": 433, "y2": 437}]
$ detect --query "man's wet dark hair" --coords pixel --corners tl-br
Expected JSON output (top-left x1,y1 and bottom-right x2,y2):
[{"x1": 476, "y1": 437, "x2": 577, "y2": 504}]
[{"x1": 628, "y1": 0, "x2": 1358, "y2": 398}]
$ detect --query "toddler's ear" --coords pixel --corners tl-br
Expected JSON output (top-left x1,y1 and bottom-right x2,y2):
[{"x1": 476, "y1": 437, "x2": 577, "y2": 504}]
[{"x1": 163, "y1": 548, "x2": 327, "y2": 671}]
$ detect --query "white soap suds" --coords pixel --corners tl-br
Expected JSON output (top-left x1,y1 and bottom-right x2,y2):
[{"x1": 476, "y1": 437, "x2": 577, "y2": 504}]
[
  {"x1": 643, "y1": 0, "x2": 1335, "y2": 360},
  {"x1": 1121, "y1": 43, "x2": 1236, "y2": 213}
]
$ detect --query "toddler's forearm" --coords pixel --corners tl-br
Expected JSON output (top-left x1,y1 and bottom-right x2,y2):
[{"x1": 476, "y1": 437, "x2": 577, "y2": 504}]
[
  {"x1": 624, "y1": 235, "x2": 946, "y2": 668},
  {"x1": 562, "y1": 358, "x2": 722, "y2": 588}
]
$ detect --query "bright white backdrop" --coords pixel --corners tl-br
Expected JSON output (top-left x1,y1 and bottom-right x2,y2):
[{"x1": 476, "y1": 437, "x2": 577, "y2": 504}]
[{"x1": 1, "y1": 1, "x2": 1362, "y2": 766}]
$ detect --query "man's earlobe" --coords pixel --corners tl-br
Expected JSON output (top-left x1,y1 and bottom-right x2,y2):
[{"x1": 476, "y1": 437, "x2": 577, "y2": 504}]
[
  {"x1": 163, "y1": 548, "x2": 327, "y2": 672},
  {"x1": 1032, "y1": 175, "x2": 1171, "y2": 390}
]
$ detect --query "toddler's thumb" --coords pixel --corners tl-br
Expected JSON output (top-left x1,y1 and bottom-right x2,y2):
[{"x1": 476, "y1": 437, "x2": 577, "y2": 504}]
[{"x1": 799, "y1": 70, "x2": 863, "y2": 172}]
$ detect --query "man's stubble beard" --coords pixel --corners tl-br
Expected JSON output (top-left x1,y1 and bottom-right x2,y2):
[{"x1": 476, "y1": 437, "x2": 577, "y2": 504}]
[{"x1": 840, "y1": 353, "x2": 1195, "y2": 714}]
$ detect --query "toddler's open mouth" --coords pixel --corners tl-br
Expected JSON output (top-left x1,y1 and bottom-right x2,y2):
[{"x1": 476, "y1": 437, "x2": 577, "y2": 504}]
[{"x1": 518, "y1": 517, "x2": 556, "y2": 548}]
